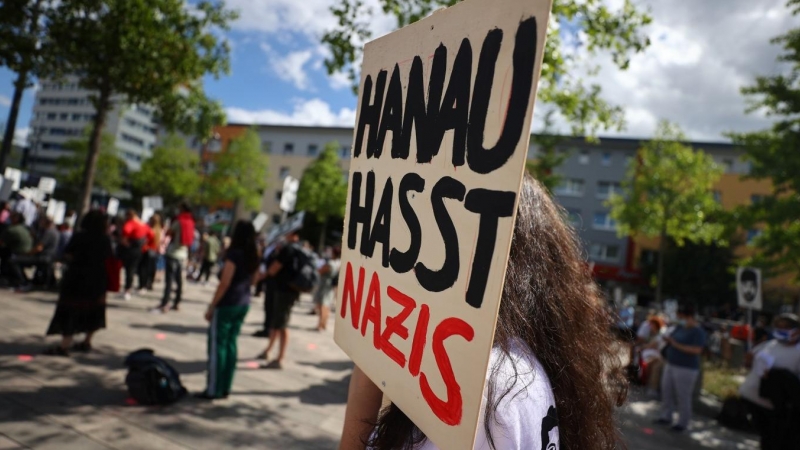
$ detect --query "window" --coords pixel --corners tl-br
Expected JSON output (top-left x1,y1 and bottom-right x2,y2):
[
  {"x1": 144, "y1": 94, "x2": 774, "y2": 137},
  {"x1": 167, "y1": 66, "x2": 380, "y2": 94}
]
[
  {"x1": 71, "y1": 113, "x2": 82, "y2": 121},
  {"x1": 596, "y1": 181, "x2": 622, "y2": 199},
  {"x1": 601, "y1": 152, "x2": 612, "y2": 166},
  {"x1": 746, "y1": 229, "x2": 762, "y2": 245},
  {"x1": 279, "y1": 166, "x2": 290, "y2": 180},
  {"x1": 283, "y1": 143, "x2": 294, "y2": 154},
  {"x1": 722, "y1": 158, "x2": 734, "y2": 173},
  {"x1": 46, "y1": 113, "x2": 56, "y2": 120},
  {"x1": 590, "y1": 243, "x2": 621, "y2": 262},
  {"x1": 578, "y1": 150, "x2": 590, "y2": 165},
  {"x1": 121, "y1": 133, "x2": 145, "y2": 147},
  {"x1": 59, "y1": 113, "x2": 68, "y2": 120},
  {"x1": 340, "y1": 145, "x2": 350, "y2": 158},
  {"x1": 593, "y1": 212, "x2": 617, "y2": 231},
  {"x1": 565, "y1": 209, "x2": 581, "y2": 227},
  {"x1": 713, "y1": 191, "x2": 722, "y2": 203},
  {"x1": 308, "y1": 144, "x2": 319, "y2": 157},
  {"x1": 262, "y1": 141, "x2": 272, "y2": 154},
  {"x1": 751, "y1": 194, "x2": 764, "y2": 205},
  {"x1": 275, "y1": 190, "x2": 282, "y2": 202},
  {"x1": 554, "y1": 178, "x2": 584, "y2": 196}
]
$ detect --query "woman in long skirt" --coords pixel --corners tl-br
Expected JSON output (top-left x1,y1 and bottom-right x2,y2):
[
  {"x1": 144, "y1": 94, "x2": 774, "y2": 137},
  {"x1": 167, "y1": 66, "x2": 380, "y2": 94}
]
[{"x1": 44, "y1": 211, "x2": 113, "y2": 356}]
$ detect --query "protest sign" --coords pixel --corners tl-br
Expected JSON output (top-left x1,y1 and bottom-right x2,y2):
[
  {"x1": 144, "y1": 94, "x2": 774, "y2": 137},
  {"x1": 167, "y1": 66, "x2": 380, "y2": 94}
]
[
  {"x1": 279, "y1": 176, "x2": 299, "y2": 213},
  {"x1": 38, "y1": 177, "x2": 57, "y2": 195},
  {"x1": 333, "y1": 0, "x2": 552, "y2": 448},
  {"x1": 4, "y1": 168, "x2": 21, "y2": 191},
  {"x1": 265, "y1": 211, "x2": 305, "y2": 245},
  {"x1": 53, "y1": 201, "x2": 67, "y2": 225},
  {"x1": 107, "y1": 198, "x2": 120, "y2": 217},
  {"x1": 737, "y1": 267, "x2": 762, "y2": 311},
  {"x1": 252, "y1": 212, "x2": 268, "y2": 232}
]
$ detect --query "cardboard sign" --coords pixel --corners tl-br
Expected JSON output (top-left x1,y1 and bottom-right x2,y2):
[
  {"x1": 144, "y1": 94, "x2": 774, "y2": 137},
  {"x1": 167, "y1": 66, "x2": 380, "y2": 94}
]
[
  {"x1": 737, "y1": 267, "x2": 762, "y2": 311},
  {"x1": 280, "y1": 176, "x2": 299, "y2": 213},
  {"x1": 265, "y1": 211, "x2": 305, "y2": 245},
  {"x1": 252, "y1": 212, "x2": 268, "y2": 232},
  {"x1": 3, "y1": 168, "x2": 21, "y2": 191},
  {"x1": 53, "y1": 201, "x2": 66, "y2": 225},
  {"x1": 142, "y1": 196, "x2": 163, "y2": 212},
  {"x1": 333, "y1": 0, "x2": 551, "y2": 448},
  {"x1": 38, "y1": 177, "x2": 57, "y2": 194},
  {"x1": 107, "y1": 198, "x2": 120, "y2": 216}
]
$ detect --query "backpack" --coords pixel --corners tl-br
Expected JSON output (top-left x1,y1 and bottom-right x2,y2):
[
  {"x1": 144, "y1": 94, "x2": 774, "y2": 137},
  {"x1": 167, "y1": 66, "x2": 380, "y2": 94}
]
[
  {"x1": 288, "y1": 244, "x2": 320, "y2": 293},
  {"x1": 717, "y1": 396, "x2": 752, "y2": 431},
  {"x1": 124, "y1": 349, "x2": 187, "y2": 405}
]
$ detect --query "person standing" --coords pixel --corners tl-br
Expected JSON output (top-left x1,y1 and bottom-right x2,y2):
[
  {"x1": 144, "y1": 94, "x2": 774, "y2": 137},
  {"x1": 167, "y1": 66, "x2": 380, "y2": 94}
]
[
  {"x1": 655, "y1": 304, "x2": 707, "y2": 432},
  {"x1": 197, "y1": 221, "x2": 259, "y2": 400},
  {"x1": 195, "y1": 231, "x2": 221, "y2": 284},
  {"x1": 313, "y1": 246, "x2": 340, "y2": 331},
  {"x1": 13, "y1": 192, "x2": 37, "y2": 227},
  {"x1": 154, "y1": 204, "x2": 195, "y2": 313},
  {"x1": 258, "y1": 231, "x2": 305, "y2": 369},
  {"x1": 43, "y1": 211, "x2": 112, "y2": 356},
  {"x1": 739, "y1": 314, "x2": 800, "y2": 449},
  {"x1": 120, "y1": 209, "x2": 149, "y2": 300},
  {"x1": 0, "y1": 212, "x2": 33, "y2": 287},
  {"x1": 137, "y1": 222, "x2": 157, "y2": 292},
  {"x1": 12, "y1": 216, "x2": 59, "y2": 291}
]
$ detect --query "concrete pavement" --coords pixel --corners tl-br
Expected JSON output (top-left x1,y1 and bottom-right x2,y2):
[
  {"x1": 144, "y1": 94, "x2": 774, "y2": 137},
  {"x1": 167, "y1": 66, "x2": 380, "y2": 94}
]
[{"x1": 0, "y1": 279, "x2": 758, "y2": 449}]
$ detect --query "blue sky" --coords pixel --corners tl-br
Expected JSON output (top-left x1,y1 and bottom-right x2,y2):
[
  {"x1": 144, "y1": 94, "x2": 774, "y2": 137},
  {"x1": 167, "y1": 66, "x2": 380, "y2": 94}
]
[{"x1": 0, "y1": 0, "x2": 793, "y2": 145}]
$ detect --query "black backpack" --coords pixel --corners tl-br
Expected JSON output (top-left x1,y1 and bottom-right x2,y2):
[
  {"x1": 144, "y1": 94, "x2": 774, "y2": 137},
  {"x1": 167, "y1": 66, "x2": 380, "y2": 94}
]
[
  {"x1": 288, "y1": 244, "x2": 320, "y2": 293},
  {"x1": 124, "y1": 349, "x2": 187, "y2": 405}
]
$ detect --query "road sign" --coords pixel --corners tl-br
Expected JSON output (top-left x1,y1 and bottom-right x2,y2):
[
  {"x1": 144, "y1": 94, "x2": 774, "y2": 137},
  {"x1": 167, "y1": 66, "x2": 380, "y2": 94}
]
[
  {"x1": 279, "y1": 176, "x2": 299, "y2": 213},
  {"x1": 333, "y1": 0, "x2": 551, "y2": 447},
  {"x1": 737, "y1": 267, "x2": 762, "y2": 311}
]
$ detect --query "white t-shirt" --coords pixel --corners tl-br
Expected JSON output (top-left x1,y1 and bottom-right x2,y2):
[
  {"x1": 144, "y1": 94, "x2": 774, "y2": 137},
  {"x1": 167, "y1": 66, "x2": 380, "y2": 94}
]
[
  {"x1": 417, "y1": 339, "x2": 559, "y2": 450},
  {"x1": 739, "y1": 340, "x2": 800, "y2": 409}
]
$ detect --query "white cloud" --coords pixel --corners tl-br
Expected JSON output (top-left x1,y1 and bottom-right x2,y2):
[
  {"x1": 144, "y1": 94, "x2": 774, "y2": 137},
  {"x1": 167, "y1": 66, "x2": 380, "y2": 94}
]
[
  {"x1": 266, "y1": 48, "x2": 315, "y2": 91},
  {"x1": 13, "y1": 127, "x2": 29, "y2": 146},
  {"x1": 329, "y1": 70, "x2": 352, "y2": 90},
  {"x1": 0, "y1": 95, "x2": 10, "y2": 107},
  {"x1": 226, "y1": 98, "x2": 356, "y2": 127}
]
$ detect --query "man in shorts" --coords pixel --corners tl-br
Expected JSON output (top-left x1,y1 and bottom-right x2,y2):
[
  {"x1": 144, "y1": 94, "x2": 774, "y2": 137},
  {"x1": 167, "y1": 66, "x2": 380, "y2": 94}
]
[{"x1": 260, "y1": 232, "x2": 301, "y2": 369}]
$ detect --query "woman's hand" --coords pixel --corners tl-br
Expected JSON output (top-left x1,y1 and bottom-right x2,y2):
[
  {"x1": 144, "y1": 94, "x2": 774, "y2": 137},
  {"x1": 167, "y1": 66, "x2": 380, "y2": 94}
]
[{"x1": 204, "y1": 305, "x2": 214, "y2": 322}]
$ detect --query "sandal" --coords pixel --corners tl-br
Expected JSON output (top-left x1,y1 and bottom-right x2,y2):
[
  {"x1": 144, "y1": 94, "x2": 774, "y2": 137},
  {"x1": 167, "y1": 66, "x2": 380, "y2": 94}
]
[
  {"x1": 43, "y1": 346, "x2": 69, "y2": 357},
  {"x1": 72, "y1": 342, "x2": 92, "y2": 353},
  {"x1": 263, "y1": 360, "x2": 283, "y2": 370}
]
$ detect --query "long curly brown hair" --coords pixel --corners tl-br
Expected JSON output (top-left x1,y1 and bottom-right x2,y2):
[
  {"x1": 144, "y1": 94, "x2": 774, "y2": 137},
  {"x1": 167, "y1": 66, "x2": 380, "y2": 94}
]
[{"x1": 369, "y1": 173, "x2": 627, "y2": 450}]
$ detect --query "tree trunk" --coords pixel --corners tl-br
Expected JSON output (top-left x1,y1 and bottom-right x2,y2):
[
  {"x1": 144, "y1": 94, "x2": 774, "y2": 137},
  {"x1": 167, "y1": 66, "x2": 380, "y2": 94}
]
[
  {"x1": 78, "y1": 92, "x2": 111, "y2": 215},
  {"x1": 0, "y1": 70, "x2": 28, "y2": 172},
  {"x1": 318, "y1": 217, "x2": 327, "y2": 253},
  {"x1": 655, "y1": 228, "x2": 667, "y2": 306}
]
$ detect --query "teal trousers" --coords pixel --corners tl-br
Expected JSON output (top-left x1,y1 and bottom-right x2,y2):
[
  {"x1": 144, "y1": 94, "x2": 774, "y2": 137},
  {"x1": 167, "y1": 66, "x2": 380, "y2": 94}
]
[{"x1": 206, "y1": 305, "x2": 249, "y2": 397}]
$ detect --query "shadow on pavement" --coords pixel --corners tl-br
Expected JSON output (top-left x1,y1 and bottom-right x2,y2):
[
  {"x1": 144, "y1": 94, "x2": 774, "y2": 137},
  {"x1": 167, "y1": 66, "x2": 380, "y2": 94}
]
[{"x1": 129, "y1": 322, "x2": 209, "y2": 335}]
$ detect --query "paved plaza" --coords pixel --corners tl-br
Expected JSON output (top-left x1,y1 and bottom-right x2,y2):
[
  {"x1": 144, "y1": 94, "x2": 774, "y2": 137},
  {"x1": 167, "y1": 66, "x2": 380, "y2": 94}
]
[{"x1": 0, "y1": 280, "x2": 758, "y2": 449}]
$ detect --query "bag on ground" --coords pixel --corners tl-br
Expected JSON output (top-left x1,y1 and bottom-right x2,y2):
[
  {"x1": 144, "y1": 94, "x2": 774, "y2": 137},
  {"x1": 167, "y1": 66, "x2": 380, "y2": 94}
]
[
  {"x1": 124, "y1": 348, "x2": 187, "y2": 405},
  {"x1": 288, "y1": 244, "x2": 320, "y2": 293}
]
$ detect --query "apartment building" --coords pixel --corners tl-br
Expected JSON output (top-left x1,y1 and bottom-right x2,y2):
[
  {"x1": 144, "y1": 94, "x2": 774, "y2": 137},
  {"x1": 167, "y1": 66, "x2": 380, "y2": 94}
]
[{"x1": 26, "y1": 76, "x2": 159, "y2": 175}]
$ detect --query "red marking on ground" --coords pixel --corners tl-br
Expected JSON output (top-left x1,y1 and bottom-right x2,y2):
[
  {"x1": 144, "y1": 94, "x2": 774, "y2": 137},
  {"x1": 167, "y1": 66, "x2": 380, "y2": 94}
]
[
  {"x1": 125, "y1": 397, "x2": 138, "y2": 406},
  {"x1": 642, "y1": 428, "x2": 655, "y2": 435},
  {"x1": 155, "y1": 333, "x2": 167, "y2": 340},
  {"x1": 245, "y1": 361, "x2": 260, "y2": 369},
  {"x1": 307, "y1": 343, "x2": 318, "y2": 350},
  {"x1": 17, "y1": 355, "x2": 33, "y2": 362}
]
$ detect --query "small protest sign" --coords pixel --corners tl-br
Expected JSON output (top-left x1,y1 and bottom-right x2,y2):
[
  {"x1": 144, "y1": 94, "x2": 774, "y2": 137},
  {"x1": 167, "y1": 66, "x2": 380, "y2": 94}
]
[
  {"x1": 333, "y1": 0, "x2": 552, "y2": 448},
  {"x1": 3, "y1": 168, "x2": 21, "y2": 191},
  {"x1": 280, "y1": 176, "x2": 299, "y2": 213},
  {"x1": 265, "y1": 211, "x2": 305, "y2": 245},
  {"x1": 38, "y1": 177, "x2": 57, "y2": 194},
  {"x1": 737, "y1": 267, "x2": 762, "y2": 311},
  {"x1": 107, "y1": 198, "x2": 120, "y2": 216},
  {"x1": 252, "y1": 213, "x2": 268, "y2": 232}
]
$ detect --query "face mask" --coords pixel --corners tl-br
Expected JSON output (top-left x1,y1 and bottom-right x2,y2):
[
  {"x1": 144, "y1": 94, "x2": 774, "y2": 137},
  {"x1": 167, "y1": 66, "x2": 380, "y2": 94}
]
[{"x1": 773, "y1": 329, "x2": 798, "y2": 343}]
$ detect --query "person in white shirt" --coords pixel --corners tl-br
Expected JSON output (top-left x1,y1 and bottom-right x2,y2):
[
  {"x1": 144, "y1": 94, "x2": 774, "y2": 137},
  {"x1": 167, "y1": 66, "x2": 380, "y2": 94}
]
[
  {"x1": 739, "y1": 314, "x2": 800, "y2": 449},
  {"x1": 338, "y1": 175, "x2": 626, "y2": 450}
]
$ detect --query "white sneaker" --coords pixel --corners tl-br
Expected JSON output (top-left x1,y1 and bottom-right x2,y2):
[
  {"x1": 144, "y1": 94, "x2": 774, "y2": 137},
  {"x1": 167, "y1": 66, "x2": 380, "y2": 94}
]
[{"x1": 123, "y1": 292, "x2": 131, "y2": 301}]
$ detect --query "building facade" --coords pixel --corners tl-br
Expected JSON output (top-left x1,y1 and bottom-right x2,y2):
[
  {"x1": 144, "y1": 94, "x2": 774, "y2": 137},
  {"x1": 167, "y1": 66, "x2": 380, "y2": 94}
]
[{"x1": 26, "y1": 76, "x2": 159, "y2": 175}]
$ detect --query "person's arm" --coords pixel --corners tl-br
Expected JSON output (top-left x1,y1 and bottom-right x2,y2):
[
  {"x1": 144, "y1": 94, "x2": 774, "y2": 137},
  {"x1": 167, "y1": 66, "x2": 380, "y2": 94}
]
[
  {"x1": 339, "y1": 365, "x2": 383, "y2": 450},
  {"x1": 205, "y1": 260, "x2": 235, "y2": 321},
  {"x1": 665, "y1": 334, "x2": 704, "y2": 356},
  {"x1": 266, "y1": 259, "x2": 283, "y2": 277}
]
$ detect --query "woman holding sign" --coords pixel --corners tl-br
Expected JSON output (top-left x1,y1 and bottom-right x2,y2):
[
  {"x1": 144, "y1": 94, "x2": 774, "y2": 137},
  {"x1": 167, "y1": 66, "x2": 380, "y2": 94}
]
[{"x1": 339, "y1": 175, "x2": 626, "y2": 450}]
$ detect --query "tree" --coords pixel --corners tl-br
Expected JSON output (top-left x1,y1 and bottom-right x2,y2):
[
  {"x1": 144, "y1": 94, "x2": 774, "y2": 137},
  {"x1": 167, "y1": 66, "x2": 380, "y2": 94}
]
[
  {"x1": 296, "y1": 142, "x2": 349, "y2": 250},
  {"x1": 526, "y1": 111, "x2": 567, "y2": 192},
  {"x1": 205, "y1": 129, "x2": 268, "y2": 211},
  {"x1": 131, "y1": 134, "x2": 202, "y2": 206},
  {"x1": 44, "y1": 0, "x2": 237, "y2": 214},
  {"x1": 56, "y1": 133, "x2": 126, "y2": 206},
  {"x1": 322, "y1": 0, "x2": 651, "y2": 137},
  {"x1": 729, "y1": 0, "x2": 800, "y2": 285},
  {"x1": 0, "y1": 0, "x2": 49, "y2": 171},
  {"x1": 608, "y1": 121, "x2": 725, "y2": 304}
]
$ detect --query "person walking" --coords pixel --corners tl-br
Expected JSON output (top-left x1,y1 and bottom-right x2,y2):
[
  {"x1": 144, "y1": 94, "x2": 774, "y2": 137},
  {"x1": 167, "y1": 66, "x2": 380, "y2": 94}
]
[
  {"x1": 196, "y1": 221, "x2": 259, "y2": 400},
  {"x1": 339, "y1": 174, "x2": 626, "y2": 450},
  {"x1": 258, "y1": 231, "x2": 303, "y2": 369},
  {"x1": 655, "y1": 304, "x2": 707, "y2": 432},
  {"x1": 154, "y1": 204, "x2": 195, "y2": 313},
  {"x1": 195, "y1": 231, "x2": 221, "y2": 284},
  {"x1": 313, "y1": 246, "x2": 340, "y2": 331},
  {"x1": 739, "y1": 314, "x2": 800, "y2": 449},
  {"x1": 43, "y1": 211, "x2": 112, "y2": 356},
  {"x1": 120, "y1": 209, "x2": 149, "y2": 300},
  {"x1": 143, "y1": 214, "x2": 163, "y2": 290}
]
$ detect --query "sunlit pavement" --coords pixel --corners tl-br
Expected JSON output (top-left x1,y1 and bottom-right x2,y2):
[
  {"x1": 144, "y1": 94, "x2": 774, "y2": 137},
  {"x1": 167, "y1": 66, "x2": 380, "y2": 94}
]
[{"x1": 0, "y1": 280, "x2": 757, "y2": 449}]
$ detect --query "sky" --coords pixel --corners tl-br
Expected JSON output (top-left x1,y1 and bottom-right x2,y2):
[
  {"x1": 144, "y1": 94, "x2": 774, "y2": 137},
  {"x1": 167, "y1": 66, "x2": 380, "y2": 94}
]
[{"x1": 0, "y1": 0, "x2": 794, "y2": 146}]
